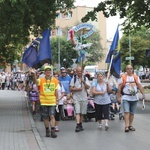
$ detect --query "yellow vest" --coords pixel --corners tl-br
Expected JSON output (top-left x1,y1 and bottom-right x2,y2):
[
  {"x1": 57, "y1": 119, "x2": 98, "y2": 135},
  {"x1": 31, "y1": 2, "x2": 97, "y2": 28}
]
[{"x1": 37, "y1": 77, "x2": 58, "y2": 106}]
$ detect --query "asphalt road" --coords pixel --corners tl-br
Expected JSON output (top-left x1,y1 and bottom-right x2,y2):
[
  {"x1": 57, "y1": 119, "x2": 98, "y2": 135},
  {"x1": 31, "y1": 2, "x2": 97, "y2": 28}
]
[{"x1": 34, "y1": 101, "x2": 150, "y2": 150}]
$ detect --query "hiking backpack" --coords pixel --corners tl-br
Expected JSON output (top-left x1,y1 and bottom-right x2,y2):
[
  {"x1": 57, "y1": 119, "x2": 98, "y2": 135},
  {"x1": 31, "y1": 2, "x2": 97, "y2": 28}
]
[{"x1": 121, "y1": 74, "x2": 139, "y2": 95}]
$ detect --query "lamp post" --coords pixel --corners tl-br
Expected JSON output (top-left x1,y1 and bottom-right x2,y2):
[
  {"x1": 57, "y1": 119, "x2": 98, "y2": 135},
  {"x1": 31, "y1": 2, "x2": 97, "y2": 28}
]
[
  {"x1": 58, "y1": 29, "x2": 61, "y2": 70},
  {"x1": 13, "y1": 60, "x2": 18, "y2": 72},
  {"x1": 129, "y1": 34, "x2": 132, "y2": 65},
  {"x1": 57, "y1": 18, "x2": 69, "y2": 70},
  {"x1": 63, "y1": 58, "x2": 67, "y2": 68}
]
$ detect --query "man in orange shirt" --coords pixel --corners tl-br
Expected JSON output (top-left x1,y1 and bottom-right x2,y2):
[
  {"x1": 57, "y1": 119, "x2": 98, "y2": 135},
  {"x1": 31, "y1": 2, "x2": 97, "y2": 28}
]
[{"x1": 37, "y1": 65, "x2": 59, "y2": 138}]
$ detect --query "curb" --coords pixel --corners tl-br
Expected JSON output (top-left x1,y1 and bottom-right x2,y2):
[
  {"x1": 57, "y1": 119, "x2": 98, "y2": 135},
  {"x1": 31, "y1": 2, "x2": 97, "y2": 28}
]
[{"x1": 25, "y1": 96, "x2": 46, "y2": 150}]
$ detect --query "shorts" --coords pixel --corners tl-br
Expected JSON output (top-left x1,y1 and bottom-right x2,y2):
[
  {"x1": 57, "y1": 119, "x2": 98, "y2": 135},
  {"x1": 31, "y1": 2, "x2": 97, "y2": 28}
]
[
  {"x1": 74, "y1": 100, "x2": 87, "y2": 115},
  {"x1": 41, "y1": 106, "x2": 56, "y2": 119},
  {"x1": 94, "y1": 103, "x2": 110, "y2": 120},
  {"x1": 122, "y1": 100, "x2": 138, "y2": 114}
]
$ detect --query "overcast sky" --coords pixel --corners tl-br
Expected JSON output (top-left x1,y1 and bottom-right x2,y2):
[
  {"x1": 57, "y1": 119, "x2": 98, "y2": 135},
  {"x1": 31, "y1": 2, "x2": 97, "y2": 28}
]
[{"x1": 74, "y1": 0, "x2": 123, "y2": 40}]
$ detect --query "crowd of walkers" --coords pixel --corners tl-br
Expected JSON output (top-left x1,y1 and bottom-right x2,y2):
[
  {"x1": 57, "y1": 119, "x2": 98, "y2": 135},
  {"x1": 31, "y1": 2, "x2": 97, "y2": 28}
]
[
  {"x1": 0, "y1": 64, "x2": 146, "y2": 138},
  {"x1": 0, "y1": 71, "x2": 26, "y2": 90}
]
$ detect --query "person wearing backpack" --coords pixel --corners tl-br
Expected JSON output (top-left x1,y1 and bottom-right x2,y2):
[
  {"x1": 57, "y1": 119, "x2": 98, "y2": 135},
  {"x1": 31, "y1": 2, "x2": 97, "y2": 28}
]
[
  {"x1": 70, "y1": 66, "x2": 90, "y2": 132},
  {"x1": 117, "y1": 65, "x2": 145, "y2": 132}
]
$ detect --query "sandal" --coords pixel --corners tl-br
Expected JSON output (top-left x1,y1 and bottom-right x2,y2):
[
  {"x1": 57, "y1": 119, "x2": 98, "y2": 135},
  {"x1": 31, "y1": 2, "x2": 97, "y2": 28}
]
[
  {"x1": 129, "y1": 126, "x2": 136, "y2": 131},
  {"x1": 125, "y1": 126, "x2": 129, "y2": 132}
]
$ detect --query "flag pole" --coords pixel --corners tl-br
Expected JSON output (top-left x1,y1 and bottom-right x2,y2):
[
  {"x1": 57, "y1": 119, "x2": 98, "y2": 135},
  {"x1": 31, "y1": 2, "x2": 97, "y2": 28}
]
[{"x1": 106, "y1": 54, "x2": 114, "y2": 82}]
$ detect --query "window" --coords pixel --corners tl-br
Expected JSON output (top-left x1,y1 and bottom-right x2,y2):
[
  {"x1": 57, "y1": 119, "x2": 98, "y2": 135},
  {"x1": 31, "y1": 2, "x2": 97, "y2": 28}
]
[
  {"x1": 65, "y1": 12, "x2": 72, "y2": 18},
  {"x1": 57, "y1": 28, "x2": 62, "y2": 36},
  {"x1": 58, "y1": 13, "x2": 62, "y2": 19}
]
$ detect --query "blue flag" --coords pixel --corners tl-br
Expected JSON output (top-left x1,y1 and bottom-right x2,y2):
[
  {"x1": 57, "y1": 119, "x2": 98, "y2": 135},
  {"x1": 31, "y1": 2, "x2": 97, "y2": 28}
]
[
  {"x1": 22, "y1": 46, "x2": 38, "y2": 68},
  {"x1": 22, "y1": 28, "x2": 51, "y2": 68},
  {"x1": 106, "y1": 25, "x2": 119, "y2": 63},
  {"x1": 110, "y1": 51, "x2": 121, "y2": 78}
]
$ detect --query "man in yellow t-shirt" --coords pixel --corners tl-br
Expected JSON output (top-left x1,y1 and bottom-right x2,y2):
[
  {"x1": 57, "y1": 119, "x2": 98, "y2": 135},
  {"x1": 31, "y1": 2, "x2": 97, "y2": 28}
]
[{"x1": 37, "y1": 65, "x2": 59, "y2": 138}]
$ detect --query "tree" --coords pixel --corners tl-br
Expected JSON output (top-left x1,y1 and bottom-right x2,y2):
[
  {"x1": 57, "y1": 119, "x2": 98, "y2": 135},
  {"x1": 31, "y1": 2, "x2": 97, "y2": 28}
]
[
  {"x1": 0, "y1": 0, "x2": 75, "y2": 66},
  {"x1": 120, "y1": 27, "x2": 150, "y2": 69},
  {"x1": 81, "y1": 0, "x2": 150, "y2": 33},
  {"x1": 50, "y1": 36, "x2": 78, "y2": 68},
  {"x1": 85, "y1": 29, "x2": 104, "y2": 63}
]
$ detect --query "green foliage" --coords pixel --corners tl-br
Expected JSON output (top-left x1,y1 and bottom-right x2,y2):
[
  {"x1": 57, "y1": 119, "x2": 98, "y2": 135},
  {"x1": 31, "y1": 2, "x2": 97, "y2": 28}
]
[
  {"x1": 85, "y1": 30, "x2": 104, "y2": 63},
  {"x1": 81, "y1": 0, "x2": 150, "y2": 33},
  {"x1": 0, "y1": 0, "x2": 75, "y2": 66},
  {"x1": 120, "y1": 27, "x2": 150, "y2": 68},
  {"x1": 50, "y1": 36, "x2": 78, "y2": 68}
]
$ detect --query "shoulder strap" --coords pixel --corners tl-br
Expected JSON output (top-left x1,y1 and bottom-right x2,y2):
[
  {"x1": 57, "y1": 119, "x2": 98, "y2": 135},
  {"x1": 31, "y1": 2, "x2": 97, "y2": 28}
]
[
  {"x1": 133, "y1": 74, "x2": 138, "y2": 86},
  {"x1": 121, "y1": 74, "x2": 138, "y2": 89},
  {"x1": 74, "y1": 75, "x2": 86, "y2": 84},
  {"x1": 73, "y1": 75, "x2": 76, "y2": 84},
  {"x1": 59, "y1": 82, "x2": 62, "y2": 87},
  {"x1": 84, "y1": 75, "x2": 86, "y2": 82},
  {"x1": 121, "y1": 74, "x2": 127, "y2": 88}
]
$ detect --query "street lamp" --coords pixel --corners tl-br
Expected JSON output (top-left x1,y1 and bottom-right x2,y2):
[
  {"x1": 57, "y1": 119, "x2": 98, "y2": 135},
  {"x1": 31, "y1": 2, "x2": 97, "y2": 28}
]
[
  {"x1": 129, "y1": 34, "x2": 132, "y2": 65},
  {"x1": 57, "y1": 18, "x2": 69, "y2": 70},
  {"x1": 63, "y1": 58, "x2": 66, "y2": 68}
]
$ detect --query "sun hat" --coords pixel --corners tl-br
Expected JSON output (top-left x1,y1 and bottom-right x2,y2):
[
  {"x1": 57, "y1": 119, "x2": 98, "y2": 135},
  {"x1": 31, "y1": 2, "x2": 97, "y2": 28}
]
[{"x1": 44, "y1": 65, "x2": 51, "y2": 71}]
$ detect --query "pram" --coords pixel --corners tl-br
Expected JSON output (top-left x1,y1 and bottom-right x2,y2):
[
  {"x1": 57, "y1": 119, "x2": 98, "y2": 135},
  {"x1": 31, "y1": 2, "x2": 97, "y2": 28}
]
[
  {"x1": 84, "y1": 97, "x2": 96, "y2": 122},
  {"x1": 109, "y1": 102, "x2": 124, "y2": 120}
]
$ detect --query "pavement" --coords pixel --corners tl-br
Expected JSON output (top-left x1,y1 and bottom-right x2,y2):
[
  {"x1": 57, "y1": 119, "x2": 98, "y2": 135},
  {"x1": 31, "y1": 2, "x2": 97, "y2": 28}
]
[
  {"x1": 0, "y1": 81, "x2": 149, "y2": 150},
  {"x1": 0, "y1": 90, "x2": 46, "y2": 150},
  {"x1": 138, "y1": 81, "x2": 150, "y2": 102}
]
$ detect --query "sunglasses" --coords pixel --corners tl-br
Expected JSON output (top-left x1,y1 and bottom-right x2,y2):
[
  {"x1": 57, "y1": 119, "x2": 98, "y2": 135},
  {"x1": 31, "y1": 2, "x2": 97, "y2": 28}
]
[{"x1": 127, "y1": 68, "x2": 133, "y2": 70}]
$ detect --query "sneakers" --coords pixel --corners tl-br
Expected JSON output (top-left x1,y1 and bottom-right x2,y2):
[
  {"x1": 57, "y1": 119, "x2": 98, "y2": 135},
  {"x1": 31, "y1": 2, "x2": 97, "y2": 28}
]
[
  {"x1": 75, "y1": 125, "x2": 80, "y2": 132},
  {"x1": 46, "y1": 129, "x2": 57, "y2": 138},
  {"x1": 46, "y1": 129, "x2": 50, "y2": 137},
  {"x1": 98, "y1": 124, "x2": 102, "y2": 129},
  {"x1": 75, "y1": 124, "x2": 84, "y2": 132},
  {"x1": 79, "y1": 124, "x2": 84, "y2": 131},
  {"x1": 55, "y1": 126, "x2": 60, "y2": 132},
  {"x1": 32, "y1": 110, "x2": 36, "y2": 115},
  {"x1": 51, "y1": 129, "x2": 57, "y2": 138},
  {"x1": 105, "y1": 124, "x2": 109, "y2": 131}
]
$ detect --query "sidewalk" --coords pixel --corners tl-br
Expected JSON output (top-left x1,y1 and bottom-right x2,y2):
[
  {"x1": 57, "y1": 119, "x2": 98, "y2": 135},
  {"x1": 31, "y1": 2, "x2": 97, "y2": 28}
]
[{"x1": 0, "y1": 90, "x2": 46, "y2": 150}]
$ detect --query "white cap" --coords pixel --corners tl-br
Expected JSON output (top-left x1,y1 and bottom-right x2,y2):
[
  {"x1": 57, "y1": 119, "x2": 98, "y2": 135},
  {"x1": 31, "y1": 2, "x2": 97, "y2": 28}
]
[{"x1": 60, "y1": 67, "x2": 65, "y2": 70}]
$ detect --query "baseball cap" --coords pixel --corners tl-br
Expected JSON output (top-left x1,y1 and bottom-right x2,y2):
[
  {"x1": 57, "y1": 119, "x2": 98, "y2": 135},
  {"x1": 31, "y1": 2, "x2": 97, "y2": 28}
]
[
  {"x1": 60, "y1": 67, "x2": 65, "y2": 70},
  {"x1": 44, "y1": 65, "x2": 51, "y2": 71}
]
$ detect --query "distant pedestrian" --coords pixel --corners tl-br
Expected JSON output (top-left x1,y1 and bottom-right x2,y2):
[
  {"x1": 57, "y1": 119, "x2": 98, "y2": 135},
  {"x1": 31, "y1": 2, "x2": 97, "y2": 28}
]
[
  {"x1": 70, "y1": 66, "x2": 90, "y2": 132},
  {"x1": 117, "y1": 65, "x2": 145, "y2": 132},
  {"x1": 0, "y1": 72, "x2": 6, "y2": 90},
  {"x1": 28, "y1": 71, "x2": 39, "y2": 115}
]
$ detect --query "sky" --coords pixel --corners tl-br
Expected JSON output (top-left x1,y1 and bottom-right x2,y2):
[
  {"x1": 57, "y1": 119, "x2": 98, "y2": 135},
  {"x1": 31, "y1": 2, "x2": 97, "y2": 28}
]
[{"x1": 74, "y1": 0, "x2": 123, "y2": 40}]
